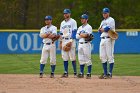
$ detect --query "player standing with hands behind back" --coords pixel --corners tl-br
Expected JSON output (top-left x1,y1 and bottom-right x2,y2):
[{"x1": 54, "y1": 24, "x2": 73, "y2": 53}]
[
  {"x1": 98, "y1": 8, "x2": 116, "y2": 79},
  {"x1": 59, "y1": 9, "x2": 77, "y2": 78}
]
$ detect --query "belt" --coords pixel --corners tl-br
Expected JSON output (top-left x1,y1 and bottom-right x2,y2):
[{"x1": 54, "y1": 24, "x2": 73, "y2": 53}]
[
  {"x1": 44, "y1": 42, "x2": 52, "y2": 45},
  {"x1": 63, "y1": 37, "x2": 71, "y2": 40},
  {"x1": 79, "y1": 42, "x2": 88, "y2": 44},
  {"x1": 101, "y1": 36, "x2": 110, "y2": 39}
]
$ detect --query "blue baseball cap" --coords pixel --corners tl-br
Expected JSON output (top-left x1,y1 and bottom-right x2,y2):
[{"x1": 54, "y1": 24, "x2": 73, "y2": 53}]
[
  {"x1": 63, "y1": 9, "x2": 71, "y2": 14},
  {"x1": 102, "y1": 8, "x2": 110, "y2": 13},
  {"x1": 81, "y1": 14, "x2": 88, "y2": 19},
  {"x1": 44, "y1": 16, "x2": 52, "y2": 20}
]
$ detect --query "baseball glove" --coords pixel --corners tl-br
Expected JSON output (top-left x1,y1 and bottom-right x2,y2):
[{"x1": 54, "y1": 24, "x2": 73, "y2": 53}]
[
  {"x1": 108, "y1": 30, "x2": 118, "y2": 40},
  {"x1": 63, "y1": 42, "x2": 72, "y2": 52},
  {"x1": 85, "y1": 34, "x2": 94, "y2": 41},
  {"x1": 52, "y1": 35, "x2": 60, "y2": 41}
]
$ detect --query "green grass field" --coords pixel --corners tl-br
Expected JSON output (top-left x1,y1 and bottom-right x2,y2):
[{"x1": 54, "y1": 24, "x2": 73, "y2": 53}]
[{"x1": 0, "y1": 54, "x2": 140, "y2": 76}]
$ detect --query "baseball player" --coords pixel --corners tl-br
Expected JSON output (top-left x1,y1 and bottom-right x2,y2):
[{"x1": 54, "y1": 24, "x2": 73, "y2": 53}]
[
  {"x1": 39, "y1": 15, "x2": 57, "y2": 78},
  {"x1": 98, "y1": 8, "x2": 115, "y2": 79},
  {"x1": 76, "y1": 14, "x2": 93, "y2": 79},
  {"x1": 59, "y1": 9, "x2": 77, "y2": 78}
]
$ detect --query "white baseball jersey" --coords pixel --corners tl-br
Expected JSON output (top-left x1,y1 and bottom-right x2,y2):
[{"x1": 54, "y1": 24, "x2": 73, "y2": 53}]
[
  {"x1": 76, "y1": 24, "x2": 92, "y2": 66},
  {"x1": 99, "y1": 17, "x2": 115, "y2": 37},
  {"x1": 76, "y1": 24, "x2": 92, "y2": 42},
  {"x1": 60, "y1": 18, "x2": 77, "y2": 61},
  {"x1": 40, "y1": 25, "x2": 57, "y2": 43},
  {"x1": 40, "y1": 25, "x2": 57, "y2": 65},
  {"x1": 99, "y1": 16, "x2": 115, "y2": 63},
  {"x1": 60, "y1": 18, "x2": 77, "y2": 38}
]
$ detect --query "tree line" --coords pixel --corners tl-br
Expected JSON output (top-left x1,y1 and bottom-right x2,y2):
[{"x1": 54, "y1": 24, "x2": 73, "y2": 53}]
[{"x1": 0, "y1": 0, "x2": 139, "y2": 29}]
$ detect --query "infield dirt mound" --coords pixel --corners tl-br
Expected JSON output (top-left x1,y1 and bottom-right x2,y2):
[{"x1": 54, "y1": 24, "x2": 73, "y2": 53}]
[{"x1": 0, "y1": 74, "x2": 140, "y2": 93}]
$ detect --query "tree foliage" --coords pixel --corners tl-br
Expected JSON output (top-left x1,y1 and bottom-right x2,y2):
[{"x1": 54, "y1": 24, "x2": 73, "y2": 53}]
[{"x1": 0, "y1": 0, "x2": 139, "y2": 29}]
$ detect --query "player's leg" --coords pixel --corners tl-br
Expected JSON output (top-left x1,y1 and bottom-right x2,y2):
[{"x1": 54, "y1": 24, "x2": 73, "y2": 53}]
[
  {"x1": 49, "y1": 44, "x2": 56, "y2": 78},
  {"x1": 61, "y1": 50, "x2": 69, "y2": 78},
  {"x1": 99, "y1": 40, "x2": 108, "y2": 79},
  {"x1": 83, "y1": 43, "x2": 92, "y2": 79},
  {"x1": 106, "y1": 39, "x2": 115, "y2": 78},
  {"x1": 40, "y1": 47, "x2": 49, "y2": 78},
  {"x1": 69, "y1": 47, "x2": 77, "y2": 77},
  {"x1": 77, "y1": 44, "x2": 85, "y2": 78}
]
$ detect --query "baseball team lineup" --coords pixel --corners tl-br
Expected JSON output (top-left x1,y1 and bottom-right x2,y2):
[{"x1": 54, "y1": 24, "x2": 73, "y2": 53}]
[{"x1": 39, "y1": 7, "x2": 118, "y2": 79}]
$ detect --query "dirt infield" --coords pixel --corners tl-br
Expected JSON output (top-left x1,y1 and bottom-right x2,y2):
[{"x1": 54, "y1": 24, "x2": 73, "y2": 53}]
[{"x1": 0, "y1": 74, "x2": 140, "y2": 93}]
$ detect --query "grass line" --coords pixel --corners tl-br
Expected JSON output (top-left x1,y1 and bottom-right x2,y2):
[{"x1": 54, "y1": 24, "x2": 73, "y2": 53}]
[{"x1": 0, "y1": 54, "x2": 140, "y2": 76}]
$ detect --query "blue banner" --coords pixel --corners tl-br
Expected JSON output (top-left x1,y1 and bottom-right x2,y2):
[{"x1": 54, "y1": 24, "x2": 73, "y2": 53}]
[{"x1": 0, "y1": 31, "x2": 140, "y2": 54}]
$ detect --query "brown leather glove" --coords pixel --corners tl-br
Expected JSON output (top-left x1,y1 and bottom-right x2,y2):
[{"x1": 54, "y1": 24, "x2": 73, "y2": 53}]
[{"x1": 63, "y1": 42, "x2": 72, "y2": 52}]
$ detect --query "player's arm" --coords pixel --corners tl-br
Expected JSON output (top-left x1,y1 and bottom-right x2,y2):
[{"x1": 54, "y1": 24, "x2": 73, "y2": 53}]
[
  {"x1": 109, "y1": 19, "x2": 115, "y2": 31},
  {"x1": 98, "y1": 21, "x2": 110, "y2": 33},
  {"x1": 79, "y1": 33, "x2": 88, "y2": 38},
  {"x1": 99, "y1": 26, "x2": 110, "y2": 32},
  {"x1": 47, "y1": 27, "x2": 57, "y2": 39},
  {"x1": 80, "y1": 26, "x2": 92, "y2": 38},
  {"x1": 59, "y1": 23, "x2": 64, "y2": 40},
  {"x1": 98, "y1": 22, "x2": 104, "y2": 32},
  {"x1": 71, "y1": 20, "x2": 77, "y2": 39},
  {"x1": 100, "y1": 19, "x2": 115, "y2": 33},
  {"x1": 77, "y1": 29, "x2": 88, "y2": 38},
  {"x1": 88, "y1": 26, "x2": 93, "y2": 34},
  {"x1": 39, "y1": 28, "x2": 51, "y2": 38},
  {"x1": 71, "y1": 29, "x2": 77, "y2": 39},
  {"x1": 40, "y1": 33, "x2": 51, "y2": 38},
  {"x1": 99, "y1": 20, "x2": 115, "y2": 33},
  {"x1": 98, "y1": 28, "x2": 104, "y2": 32},
  {"x1": 76, "y1": 28, "x2": 81, "y2": 39}
]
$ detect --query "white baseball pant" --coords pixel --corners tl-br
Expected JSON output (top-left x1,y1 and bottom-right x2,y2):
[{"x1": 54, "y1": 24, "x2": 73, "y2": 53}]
[
  {"x1": 78, "y1": 42, "x2": 92, "y2": 66},
  {"x1": 100, "y1": 38, "x2": 115, "y2": 63},
  {"x1": 40, "y1": 43, "x2": 56, "y2": 65}
]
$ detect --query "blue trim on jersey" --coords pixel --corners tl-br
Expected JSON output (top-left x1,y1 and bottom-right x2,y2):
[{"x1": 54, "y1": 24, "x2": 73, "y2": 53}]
[
  {"x1": 104, "y1": 26, "x2": 110, "y2": 32},
  {"x1": 71, "y1": 29, "x2": 77, "y2": 39}
]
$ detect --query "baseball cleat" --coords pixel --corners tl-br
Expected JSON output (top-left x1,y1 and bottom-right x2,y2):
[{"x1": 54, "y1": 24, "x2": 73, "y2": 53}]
[
  {"x1": 77, "y1": 74, "x2": 84, "y2": 78},
  {"x1": 107, "y1": 73, "x2": 112, "y2": 79},
  {"x1": 74, "y1": 73, "x2": 77, "y2": 78},
  {"x1": 99, "y1": 73, "x2": 108, "y2": 79},
  {"x1": 61, "y1": 73, "x2": 68, "y2": 78},
  {"x1": 39, "y1": 73, "x2": 43, "y2": 78},
  {"x1": 50, "y1": 73, "x2": 54, "y2": 78},
  {"x1": 86, "y1": 74, "x2": 91, "y2": 79}
]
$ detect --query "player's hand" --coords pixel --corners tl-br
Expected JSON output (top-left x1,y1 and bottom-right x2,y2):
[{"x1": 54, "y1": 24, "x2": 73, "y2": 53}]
[
  {"x1": 48, "y1": 34, "x2": 55, "y2": 39},
  {"x1": 99, "y1": 28, "x2": 104, "y2": 32},
  {"x1": 80, "y1": 33, "x2": 88, "y2": 38},
  {"x1": 46, "y1": 33, "x2": 51, "y2": 37}
]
